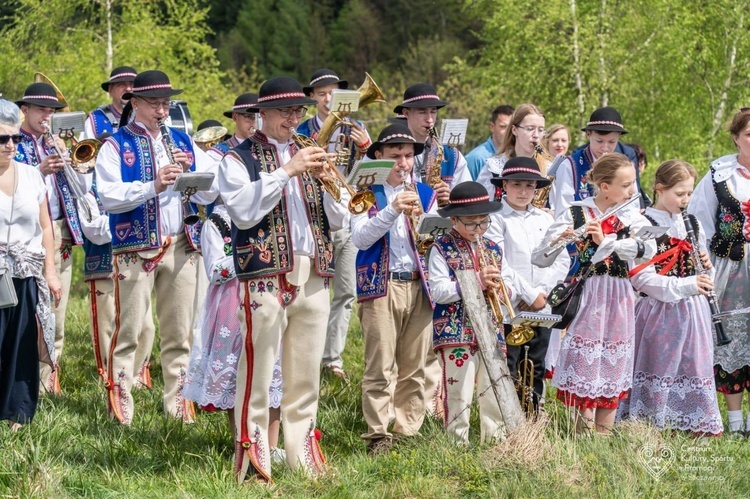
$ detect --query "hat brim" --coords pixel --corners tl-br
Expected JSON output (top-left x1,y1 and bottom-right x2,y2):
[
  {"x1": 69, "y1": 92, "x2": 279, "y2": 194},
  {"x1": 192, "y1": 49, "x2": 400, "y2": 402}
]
[
  {"x1": 387, "y1": 116, "x2": 407, "y2": 124},
  {"x1": 223, "y1": 108, "x2": 258, "y2": 118},
  {"x1": 101, "y1": 76, "x2": 136, "y2": 92},
  {"x1": 123, "y1": 88, "x2": 184, "y2": 100},
  {"x1": 437, "y1": 201, "x2": 504, "y2": 218},
  {"x1": 581, "y1": 124, "x2": 628, "y2": 134},
  {"x1": 303, "y1": 80, "x2": 348, "y2": 95},
  {"x1": 253, "y1": 96, "x2": 317, "y2": 109},
  {"x1": 394, "y1": 99, "x2": 449, "y2": 114},
  {"x1": 490, "y1": 173, "x2": 551, "y2": 188},
  {"x1": 366, "y1": 140, "x2": 424, "y2": 159},
  {"x1": 16, "y1": 98, "x2": 66, "y2": 110}
]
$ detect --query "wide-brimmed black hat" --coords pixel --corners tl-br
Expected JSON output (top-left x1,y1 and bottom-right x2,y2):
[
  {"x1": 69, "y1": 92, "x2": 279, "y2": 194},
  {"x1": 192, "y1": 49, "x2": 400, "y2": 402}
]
[
  {"x1": 581, "y1": 106, "x2": 628, "y2": 134},
  {"x1": 101, "y1": 66, "x2": 137, "y2": 91},
  {"x1": 197, "y1": 119, "x2": 223, "y2": 131},
  {"x1": 394, "y1": 83, "x2": 449, "y2": 114},
  {"x1": 253, "y1": 77, "x2": 317, "y2": 109},
  {"x1": 366, "y1": 124, "x2": 425, "y2": 159},
  {"x1": 387, "y1": 114, "x2": 407, "y2": 125},
  {"x1": 223, "y1": 93, "x2": 259, "y2": 118},
  {"x1": 437, "y1": 181, "x2": 503, "y2": 217},
  {"x1": 16, "y1": 82, "x2": 66, "y2": 109},
  {"x1": 490, "y1": 157, "x2": 551, "y2": 188},
  {"x1": 303, "y1": 69, "x2": 348, "y2": 95},
  {"x1": 122, "y1": 70, "x2": 183, "y2": 100}
]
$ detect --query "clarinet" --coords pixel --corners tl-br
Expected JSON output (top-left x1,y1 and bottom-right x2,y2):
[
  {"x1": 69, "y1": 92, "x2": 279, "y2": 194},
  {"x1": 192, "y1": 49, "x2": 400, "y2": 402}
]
[
  {"x1": 158, "y1": 120, "x2": 200, "y2": 225},
  {"x1": 681, "y1": 208, "x2": 731, "y2": 346}
]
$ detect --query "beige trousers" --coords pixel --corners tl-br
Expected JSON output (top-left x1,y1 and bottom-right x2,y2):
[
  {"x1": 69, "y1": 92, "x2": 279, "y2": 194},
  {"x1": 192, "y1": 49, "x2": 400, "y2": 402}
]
[
  {"x1": 438, "y1": 347, "x2": 505, "y2": 444},
  {"x1": 107, "y1": 234, "x2": 198, "y2": 424},
  {"x1": 89, "y1": 277, "x2": 155, "y2": 386},
  {"x1": 359, "y1": 280, "x2": 432, "y2": 444},
  {"x1": 40, "y1": 219, "x2": 73, "y2": 393},
  {"x1": 234, "y1": 260, "x2": 329, "y2": 482}
]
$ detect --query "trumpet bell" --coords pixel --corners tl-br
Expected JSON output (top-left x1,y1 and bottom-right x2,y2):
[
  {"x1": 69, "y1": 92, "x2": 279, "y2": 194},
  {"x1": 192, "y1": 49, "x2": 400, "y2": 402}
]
[
  {"x1": 70, "y1": 138, "x2": 101, "y2": 174},
  {"x1": 34, "y1": 72, "x2": 70, "y2": 113},
  {"x1": 358, "y1": 73, "x2": 386, "y2": 107},
  {"x1": 193, "y1": 125, "x2": 228, "y2": 150},
  {"x1": 349, "y1": 190, "x2": 376, "y2": 215}
]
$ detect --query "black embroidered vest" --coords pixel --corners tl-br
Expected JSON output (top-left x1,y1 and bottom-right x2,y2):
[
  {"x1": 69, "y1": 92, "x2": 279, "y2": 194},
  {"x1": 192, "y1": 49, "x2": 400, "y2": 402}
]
[
  {"x1": 644, "y1": 214, "x2": 698, "y2": 278},
  {"x1": 571, "y1": 205, "x2": 630, "y2": 279},
  {"x1": 710, "y1": 165, "x2": 746, "y2": 261}
]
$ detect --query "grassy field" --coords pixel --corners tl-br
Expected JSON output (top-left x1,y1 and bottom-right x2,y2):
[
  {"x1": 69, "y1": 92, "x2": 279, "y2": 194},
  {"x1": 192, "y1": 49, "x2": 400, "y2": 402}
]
[{"x1": 3, "y1": 262, "x2": 750, "y2": 497}]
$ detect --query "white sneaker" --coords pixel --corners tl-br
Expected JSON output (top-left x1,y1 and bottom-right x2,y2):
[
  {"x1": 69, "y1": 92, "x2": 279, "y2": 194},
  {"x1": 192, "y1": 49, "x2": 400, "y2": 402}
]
[{"x1": 270, "y1": 447, "x2": 287, "y2": 464}]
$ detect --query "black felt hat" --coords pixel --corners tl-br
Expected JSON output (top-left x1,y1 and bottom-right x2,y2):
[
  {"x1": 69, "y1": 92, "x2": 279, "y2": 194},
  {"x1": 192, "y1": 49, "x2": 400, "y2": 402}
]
[
  {"x1": 387, "y1": 114, "x2": 408, "y2": 125},
  {"x1": 393, "y1": 83, "x2": 449, "y2": 114},
  {"x1": 197, "y1": 119, "x2": 223, "y2": 131},
  {"x1": 581, "y1": 106, "x2": 628, "y2": 134},
  {"x1": 223, "y1": 93, "x2": 259, "y2": 118},
  {"x1": 122, "y1": 70, "x2": 183, "y2": 100},
  {"x1": 437, "y1": 181, "x2": 504, "y2": 217},
  {"x1": 253, "y1": 77, "x2": 317, "y2": 109},
  {"x1": 16, "y1": 82, "x2": 66, "y2": 109},
  {"x1": 101, "y1": 66, "x2": 137, "y2": 91},
  {"x1": 366, "y1": 124, "x2": 425, "y2": 159},
  {"x1": 303, "y1": 69, "x2": 348, "y2": 95},
  {"x1": 490, "y1": 156, "x2": 551, "y2": 188}
]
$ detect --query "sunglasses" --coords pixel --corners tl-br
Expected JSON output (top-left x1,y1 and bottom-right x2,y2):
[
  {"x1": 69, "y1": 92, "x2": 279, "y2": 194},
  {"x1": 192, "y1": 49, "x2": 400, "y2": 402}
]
[{"x1": 0, "y1": 134, "x2": 22, "y2": 146}]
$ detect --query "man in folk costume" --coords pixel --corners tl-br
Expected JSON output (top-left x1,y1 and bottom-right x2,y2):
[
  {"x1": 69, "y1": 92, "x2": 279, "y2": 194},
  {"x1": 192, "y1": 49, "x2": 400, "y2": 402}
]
[
  {"x1": 206, "y1": 92, "x2": 259, "y2": 162},
  {"x1": 15, "y1": 82, "x2": 82, "y2": 394},
  {"x1": 218, "y1": 76, "x2": 348, "y2": 482},
  {"x1": 351, "y1": 124, "x2": 436, "y2": 454},
  {"x1": 84, "y1": 66, "x2": 137, "y2": 139},
  {"x1": 95, "y1": 70, "x2": 219, "y2": 424},
  {"x1": 298, "y1": 69, "x2": 372, "y2": 379}
]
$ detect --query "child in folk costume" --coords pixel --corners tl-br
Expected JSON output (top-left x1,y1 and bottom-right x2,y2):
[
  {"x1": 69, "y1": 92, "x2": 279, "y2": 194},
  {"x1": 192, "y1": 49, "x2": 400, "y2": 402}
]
[
  {"x1": 627, "y1": 160, "x2": 722, "y2": 435},
  {"x1": 689, "y1": 108, "x2": 750, "y2": 435},
  {"x1": 484, "y1": 158, "x2": 569, "y2": 414},
  {"x1": 533, "y1": 153, "x2": 655, "y2": 434},
  {"x1": 183, "y1": 202, "x2": 286, "y2": 459},
  {"x1": 428, "y1": 181, "x2": 546, "y2": 443}
]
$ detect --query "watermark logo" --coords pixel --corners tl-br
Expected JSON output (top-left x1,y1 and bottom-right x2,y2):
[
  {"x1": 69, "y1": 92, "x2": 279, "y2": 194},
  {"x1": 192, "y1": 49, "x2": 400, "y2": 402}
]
[{"x1": 638, "y1": 443, "x2": 675, "y2": 479}]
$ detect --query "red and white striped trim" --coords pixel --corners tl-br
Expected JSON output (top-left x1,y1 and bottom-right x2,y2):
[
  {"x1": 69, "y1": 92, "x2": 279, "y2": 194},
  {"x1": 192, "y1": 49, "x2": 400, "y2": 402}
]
[
  {"x1": 309, "y1": 74, "x2": 339, "y2": 86},
  {"x1": 586, "y1": 120, "x2": 624, "y2": 128},
  {"x1": 22, "y1": 94, "x2": 59, "y2": 102},
  {"x1": 381, "y1": 133, "x2": 415, "y2": 143},
  {"x1": 450, "y1": 194, "x2": 490, "y2": 205},
  {"x1": 233, "y1": 103, "x2": 257, "y2": 110},
  {"x1": 401, "y1": 94, "x2": 441, "y2": 104},
  {"x1": 132, "y1": 83, "x2": 173, "y2": 92},
  {"x1": 109, "y1": 72, "x2": 137, "y2": 80},
  {"x1": 501, "y1": 167, "x2": 543, "y2": 176},
  {"x1": 258, "y1": 92, "x2": 306, "y2": 103}
]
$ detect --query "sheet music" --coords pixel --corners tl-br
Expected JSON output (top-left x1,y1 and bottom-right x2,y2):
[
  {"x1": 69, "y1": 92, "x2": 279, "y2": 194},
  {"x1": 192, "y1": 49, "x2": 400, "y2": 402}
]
[
  {"x1": 50, "y1": 111, "x2": 87, "y2": 138},
  {"x1": 416, "y1": 213, "x2": 453, "y2": 236},
  {"x1": 329, "y1": 90, "x2": 361, "y2": 114},
  {"x1": 508, "y1": 312, "x2": 561, "y2": 328},
  {"x1": 439, "y1": 119, "x2": 469, "y2": 146},
  {"x1": 173, "y1": 172, "x2": 215, "y2": 192},
  {"x1": 346, "y1": 159, "x2": 395, "y2": 187}
]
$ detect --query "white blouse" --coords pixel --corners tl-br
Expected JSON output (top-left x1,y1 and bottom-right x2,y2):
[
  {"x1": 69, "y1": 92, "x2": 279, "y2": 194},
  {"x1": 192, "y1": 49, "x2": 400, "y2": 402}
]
[{"x1": 0, "y1": 161, "x2": 47, "y2": 267}]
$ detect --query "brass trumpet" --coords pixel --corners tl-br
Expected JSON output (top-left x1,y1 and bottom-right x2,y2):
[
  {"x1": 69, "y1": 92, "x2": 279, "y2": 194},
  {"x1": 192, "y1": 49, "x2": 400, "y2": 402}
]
[
  {"x1": 68, "y1": 137, "x2": 101, "y2": 174},
  {"x1": 515, "y1": 345, "x2": 536, "y2": 415},
  {"x1": 193, "y1": 125, "x2": 228, "y2": 151}
]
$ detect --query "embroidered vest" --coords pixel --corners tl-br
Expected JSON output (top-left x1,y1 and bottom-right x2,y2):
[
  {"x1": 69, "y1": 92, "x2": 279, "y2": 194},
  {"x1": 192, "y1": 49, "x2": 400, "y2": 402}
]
[
  {"x1": 229, "y1": 132, "x2": 334, "y2": 280},
  {"x1": 208, "y1": 212, "x2": 233, "y2": 257},
  {"x1": 107, "y1": 123, "x2": 200, "y2": 254},
  {"x1": 90, "y1": 106, "x2": 118, "y2": 137},
  {"x1": 296, "y1": 117, "x2": 363, "y2": 175},
  {"x1": 570, "y1": 205, "x2": 630, "y2": 278},
  {"x1": 355, "y1": 182, "x2": 435, "y2": 303},
  {"x1": 15, "y1": 128, "x2": 83, "y2": 245},
  {"x1": 431, "y1": 231, "x2": 503, "y2": 350},
  {"x1": 643, "y1": 214, "x2": 698, "y2": 278},
  {"x1": 710, "y1": 165, "x2": 747, "y2": 261},
  {"x1": 569, "y1": 147, "x2": 595, "y2": 201},
  {"x1": 209, "y1": 135, "x2": 240, "y2": 158}
]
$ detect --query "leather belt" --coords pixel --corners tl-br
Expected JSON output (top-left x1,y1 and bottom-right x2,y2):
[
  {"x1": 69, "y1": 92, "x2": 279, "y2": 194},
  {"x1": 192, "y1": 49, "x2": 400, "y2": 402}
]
[{"x1": 389, "y1": 271, "x2": 420, "y2": 281}]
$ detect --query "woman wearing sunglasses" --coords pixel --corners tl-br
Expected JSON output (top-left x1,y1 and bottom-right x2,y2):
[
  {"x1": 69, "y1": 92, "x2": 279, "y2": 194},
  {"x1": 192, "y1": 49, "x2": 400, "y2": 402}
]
[{"x1": 0, "y1": 99, "x2": 61, "y2": 430}]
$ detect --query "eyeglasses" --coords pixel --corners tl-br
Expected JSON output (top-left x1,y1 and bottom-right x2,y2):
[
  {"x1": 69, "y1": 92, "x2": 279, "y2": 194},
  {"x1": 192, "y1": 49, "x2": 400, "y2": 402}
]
[
  {"x1": 140, "y1": 98, "x2": 172, "y2": 110},
  {"x1": 458, "y1": 217, "x2": 491, "y2": 230},
  {"x1": 277, "y1": 107, "x2": 307, "y2": 119},
  {"x1": 515, "y1": 125, "x2": 545, "y2": 134},
  {"x1": 0, "y1": 134, "x2": 22, "y2": 146},
  {"x1": 238, "y1": 113, "x2": 258, "y2": 120}
]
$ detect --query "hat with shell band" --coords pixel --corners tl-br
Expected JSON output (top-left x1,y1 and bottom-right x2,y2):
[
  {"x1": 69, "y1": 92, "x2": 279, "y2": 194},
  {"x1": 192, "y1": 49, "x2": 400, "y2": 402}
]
[
  {"x1": 122, "y1": 70, "x2": 183, "y2": 100},
  {"x1": 366, "y1": 123, "x2": 425, "y2": 159},
  {"x1": 303, "y1": 69, "x2": 348, "y2": 96},
  {"x1": 580, "y1": 106, "x2": 628, "y2": 134},
  {"x1": 253, "y1": 77, "x2": 317, "y2": 109},
  {"x1": 223, "y1": 93, "x2": 259, "y2": 118},
  {"x1": 393, "y1": 83, "x2": 449, "y2": 114},
  {"x1": 16, "y1": 82, "x2": 66, "y2": 109},
  {"x1": 437, "y1": 181, "x2": 504, "y2": 217},
  {"x1": 101, "y1": 66, "x2": 137, "y2": 91},
  {"x1": 491, "y1": 156, "x2": 551, "y2": 188}
]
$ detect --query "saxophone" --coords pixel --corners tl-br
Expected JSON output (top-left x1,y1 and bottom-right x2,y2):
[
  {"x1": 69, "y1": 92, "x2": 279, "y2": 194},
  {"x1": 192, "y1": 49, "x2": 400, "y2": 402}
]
[
  {"x1": 402, "y1": 174, "x2": 433, "y2": 254},
  {"x1": 531, "y1": 142, "x2": 554, "y2": 209},
  {"x1": 424, "y1": 127, "x2": 447, "y2": 206}
]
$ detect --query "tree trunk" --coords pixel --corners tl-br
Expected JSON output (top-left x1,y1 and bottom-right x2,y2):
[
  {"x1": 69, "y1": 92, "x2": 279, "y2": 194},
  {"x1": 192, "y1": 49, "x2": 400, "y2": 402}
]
[
  {"x1": 570, "y1": 0, "x2": 586, "y2": 138},
  {"x1": 106, "y1": 0, "x2": 113, "y2": 73}
]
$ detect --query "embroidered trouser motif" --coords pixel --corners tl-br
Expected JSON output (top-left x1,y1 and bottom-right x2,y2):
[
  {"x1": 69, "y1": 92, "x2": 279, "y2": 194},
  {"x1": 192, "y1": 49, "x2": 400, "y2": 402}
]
[
  {"x1": 108, "y1": 234, "x2": 198, "y2": 424},
  {"x1": 234, "y1": 265, "x2": 329, "y2": 482}
]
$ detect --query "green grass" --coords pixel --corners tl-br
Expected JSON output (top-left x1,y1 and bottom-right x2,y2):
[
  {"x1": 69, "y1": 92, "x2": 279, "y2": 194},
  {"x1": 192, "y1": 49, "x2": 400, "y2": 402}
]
[{"x1": 3, "y1": 258, "x2": 750, "y2": 497}]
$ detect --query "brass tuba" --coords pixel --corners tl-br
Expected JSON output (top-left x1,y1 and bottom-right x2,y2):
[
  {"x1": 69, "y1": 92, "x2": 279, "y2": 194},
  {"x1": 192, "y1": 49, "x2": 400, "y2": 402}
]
[
  {"x1": 69, "y1": 138, "x2": 101, "y2": 174},
  {"x1": 193, "y1": 126, "x2": 228, "y2": 152}
]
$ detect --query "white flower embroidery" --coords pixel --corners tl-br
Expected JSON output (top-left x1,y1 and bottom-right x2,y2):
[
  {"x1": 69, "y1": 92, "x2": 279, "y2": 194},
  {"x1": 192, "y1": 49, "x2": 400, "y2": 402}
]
[
  {"x1": 212, "y1": 359, "x2": 224, "y2": 370},
  {"x1": 226, "y1": 353, "x2": 237, "y2": 365},
  {"x1": 219, "y1": 326, "x2": 231, "y2": 338}
]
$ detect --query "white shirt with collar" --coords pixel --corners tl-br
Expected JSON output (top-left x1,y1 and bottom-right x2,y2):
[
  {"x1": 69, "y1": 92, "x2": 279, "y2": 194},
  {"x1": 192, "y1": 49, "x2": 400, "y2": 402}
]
[
  {"x1": 350, "y1": 181, "x2": 435, "y2": 273},
  {"x1": 95, "y1": 121, "x2": 219, "y2": 238},
  {"x1": 630, "y1": 207, "x2": 711, "y2": 303},
  {"x1": 486, "y1": 199, "x2": 569, "y2": 298},
  {"x1": 218, "y1": 135, "x2": 347, "y2": 258}
]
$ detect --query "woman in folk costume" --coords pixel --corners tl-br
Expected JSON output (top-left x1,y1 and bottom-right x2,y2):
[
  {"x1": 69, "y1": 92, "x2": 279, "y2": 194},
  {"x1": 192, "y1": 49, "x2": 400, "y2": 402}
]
[
  {"x1": 627, "y1": 160, "x2": 722, "y2": 436},
  {"x1": 689, "y1": 107, "x2": 750, "y2": 436},
  {"x1": 533, "y1": 153, "x2": 655, "y2": 434}
]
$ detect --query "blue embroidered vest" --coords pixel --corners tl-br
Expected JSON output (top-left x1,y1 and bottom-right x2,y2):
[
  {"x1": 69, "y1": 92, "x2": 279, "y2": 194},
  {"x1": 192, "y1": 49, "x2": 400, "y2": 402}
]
[
  {"x1": 710, "y1": 165, "x2": 746, "y2": 261},
  {"x1": 82, "y1": 181, "x2": 113, "y2": 281},
  {"x1": 355, "y1": 182, "x2": 435, "y2": 303},
  {"x1": 440, "y1": 145, "x2": 459, "y2": 183},
  {"x1": 89, "y1": 105, "x2": 119, "y2": 137},
  {"x1": 15, "y1": 128, "x2": 83, "y2": 245},
  {"x1": 229, "y1": 131, "x2": 335, "y2": 280},
  {"x1": 296, "y1": 117, "x2": 364, "y2": 175},
  {"x1": 108, "y1": 123, "x2": 200, "y2": 254},
  {"x1": 209, "y1": 135, "x2": 240, "y2": 159},
  {"x1": 431, "y1": 231, "x2": 503, "y2": 349},
  {"x1": 569, "y1": 146, "x2": 595, "y2": 201}
]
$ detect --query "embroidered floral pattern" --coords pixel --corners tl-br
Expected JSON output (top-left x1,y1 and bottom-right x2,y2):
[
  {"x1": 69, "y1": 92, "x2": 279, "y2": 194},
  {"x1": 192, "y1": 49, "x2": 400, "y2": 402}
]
[
  {"x1": 59, "y1": 243, "x2": 72, "y2": 261},
  {"x1": 717, "y1": 208, "x2": 742, "y2": 240},
  {"x1": 448, "y1": 347, "x2": 470, "y2": 368}
]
